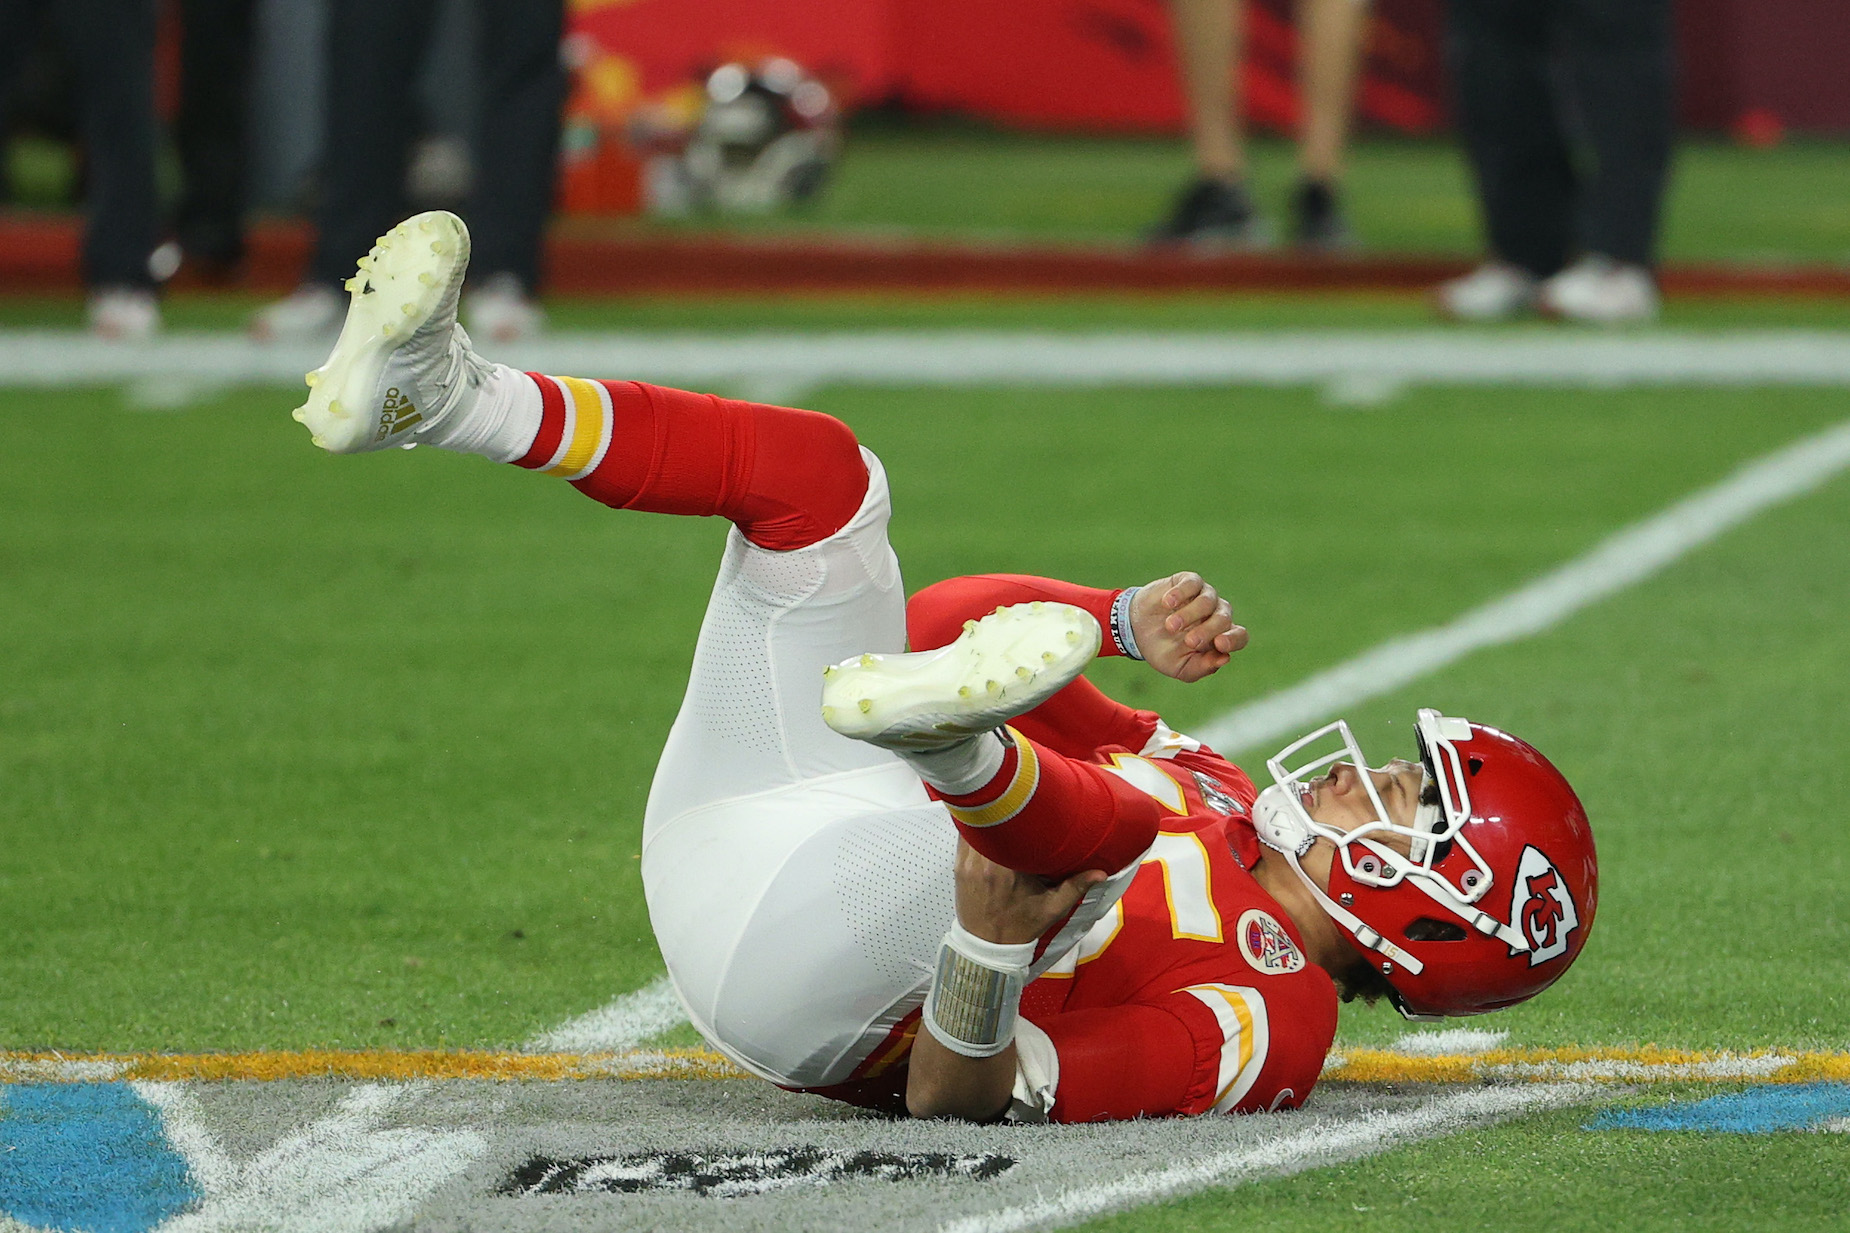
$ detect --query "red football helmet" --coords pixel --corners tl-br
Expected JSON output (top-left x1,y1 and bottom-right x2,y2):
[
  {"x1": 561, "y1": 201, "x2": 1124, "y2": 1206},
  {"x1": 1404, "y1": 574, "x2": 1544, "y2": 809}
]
[{"x1": 1252, "y1": 709, "x2": 1598, "y2": 1019}]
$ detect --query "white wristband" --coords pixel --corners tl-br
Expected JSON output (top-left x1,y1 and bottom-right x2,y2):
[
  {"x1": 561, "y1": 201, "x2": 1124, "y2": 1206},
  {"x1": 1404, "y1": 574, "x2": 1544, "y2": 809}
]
[{"x1": 921, "y1": 923, "x2": 1035, "y2": 1059}]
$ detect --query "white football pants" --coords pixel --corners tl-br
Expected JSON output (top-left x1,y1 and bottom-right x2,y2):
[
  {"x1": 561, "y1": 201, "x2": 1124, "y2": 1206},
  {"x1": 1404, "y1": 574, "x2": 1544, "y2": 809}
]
[{"x1": 640, "y1": 449, "x2": 959, "y2": 1087}]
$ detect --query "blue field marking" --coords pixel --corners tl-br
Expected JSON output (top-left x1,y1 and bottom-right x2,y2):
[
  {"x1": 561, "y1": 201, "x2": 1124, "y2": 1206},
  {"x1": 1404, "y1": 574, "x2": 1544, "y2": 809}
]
[
  {"x1": 0, "y1": 1083, "x2": 199, "y2": 1232},
  {"x1": 1586, "y1": 1082, "x2": 1850, "y2": 1134}
]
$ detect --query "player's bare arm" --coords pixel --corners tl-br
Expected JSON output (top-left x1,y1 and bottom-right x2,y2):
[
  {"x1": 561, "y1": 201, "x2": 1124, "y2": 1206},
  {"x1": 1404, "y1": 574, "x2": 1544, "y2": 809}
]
[
  {"x1": 1129, "y1": 571, "x2": 1247, "y2": 682},
  {"x1": 907, "y1": 843, "x2": 1106, "y2": 1121}
]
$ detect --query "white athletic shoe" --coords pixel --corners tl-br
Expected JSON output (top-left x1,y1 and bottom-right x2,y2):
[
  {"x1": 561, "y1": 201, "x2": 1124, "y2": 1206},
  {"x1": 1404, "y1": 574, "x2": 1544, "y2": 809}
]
[
  {"x1": 291, "y1": 210, "x2": 492, "y2": 454},
  {"x1": 821, "y1": 602, "x2": 1102, "y2": 751},
  {"x1": 1434, "y1": 262, "x2": 1539, "y2": 322},
  {"x1": 87, "y1": 287, "x2": 160, "y2": 341},
  {"x1": 250, "y1": 283, "x2": 344, "y2": 342},
  {"x1": 463, "y1": 272, "x2": 545, "y2": 343},
  {"x1": 1538, "y1": 255, "x2": 1660, "y2": 325}
]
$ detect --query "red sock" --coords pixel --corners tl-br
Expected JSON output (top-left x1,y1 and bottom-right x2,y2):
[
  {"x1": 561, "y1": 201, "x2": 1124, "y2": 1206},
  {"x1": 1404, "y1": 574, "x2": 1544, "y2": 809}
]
[
  {"x1": 513, "y1": 376, "x2": 867, "y2": 551},
  {"x1": 935, "y1": 728, "x2": 1163, "y2": 879}
]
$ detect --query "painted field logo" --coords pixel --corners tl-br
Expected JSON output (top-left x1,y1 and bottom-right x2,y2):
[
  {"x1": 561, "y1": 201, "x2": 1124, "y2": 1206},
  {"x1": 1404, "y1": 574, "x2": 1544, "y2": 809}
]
[
  {"x1": 498, "y1": 1148, "x2": 1015, "y2": 1198},
  {"x1": 1236, "y1": 909, "x2": 1304, "y2": 975},
  {"x1": 1508, "y1": 844, "x2": 1579, "y2": 966}
]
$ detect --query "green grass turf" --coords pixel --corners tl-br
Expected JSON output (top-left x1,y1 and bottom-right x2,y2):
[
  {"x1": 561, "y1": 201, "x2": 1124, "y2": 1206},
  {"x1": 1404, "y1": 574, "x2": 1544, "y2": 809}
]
[
  {"x1": 1, "y1": 379, "x2": 1846, "y2": 1053},
  {"x1": 4, "y1": 291, "x2": 1850, "y2": 334},
  {"x1": 1076, "y1": 1097, "x2": 1850, "y2": 1233},
  {"x1": 622, "y1": 126, "x2": 1850, "y2": 265}
]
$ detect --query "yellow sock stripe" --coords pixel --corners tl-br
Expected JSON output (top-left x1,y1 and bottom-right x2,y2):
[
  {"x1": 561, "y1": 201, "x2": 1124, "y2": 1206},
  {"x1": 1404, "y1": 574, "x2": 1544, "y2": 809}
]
[
  {"x1": 945, "y1": 726, "x2": 1040, "y2": 829},
  {"x1": 0, "y1": 1048, "x2": 746, "y2": 1084},
  {"x1": 544, "y1": 376, "x2": 610, "y2": 479}
]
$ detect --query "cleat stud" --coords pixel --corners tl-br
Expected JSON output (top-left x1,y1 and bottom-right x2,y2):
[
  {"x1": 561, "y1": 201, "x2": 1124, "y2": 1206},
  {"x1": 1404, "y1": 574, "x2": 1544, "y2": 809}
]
[
  {"x1": 1066, "y1": 630, "x2": 1080, "y2": 644},
  {"x1": 1031, "y1": 601, "x2": 1045, "y2": 612},
  {"x1": 820, "y1": 705, "x2": 835, "y2": 722},
  {"x1": 291, "y1": 407, "x2": 306, "y2": 422},
  {"x1": 822, "y1": 665, "x2": 836, "y2": 678},
  {"x1": 1016, "y1": 666, "x2": 1032, "y2": 680},
  {"x1": 418, "y1": 272, "x2": 436, "y2": 287},
  {"x1": 858, "y1": 698, "x2": 873, "y2": 714},
  {"x1": 357, "y1": 256, "x2": 373, "y2": 271},
  {"x1": 381, "y1": 323, "x2": 395, "y2": 337},
  {"x1": 993, "y1": 605, "x2": 1007, "y2": 616},
  {"x1": 431, "y1": 241, "x2": 446, "y2": 255},
  {"x1": 402, "y1": 303, "x2": 417, "y2": 316},
  {"x1": 419, "y1": 219, "x2": 434, "y2": 233},
  {"x1": 1043, "y1": 651, "x2": 1057, "y2": 663},
  {"x1": 859, "y1": 654, "x2": 875, "y2": 668},
  {"x1": 328, "y1": 399, "x2": 344, "y2": 415},
  {"x1": 957, "y1": 686, "x2": 971, "y2": 698},
  {"x1": 310, "y1": 435, "x2": 325, "y2": 448},
  {"x1": 985, "y1": 680, "x2": 1000, "y2": 693},
  {"x1": 344, "y1": 277, "x2": 360, "y2": 293},
  {"x1": 963, "y1": 619, "x2": 977, "y2": 634},
  {"x1": 304, "y1": 371, "x2": 319, "y2": 387}
]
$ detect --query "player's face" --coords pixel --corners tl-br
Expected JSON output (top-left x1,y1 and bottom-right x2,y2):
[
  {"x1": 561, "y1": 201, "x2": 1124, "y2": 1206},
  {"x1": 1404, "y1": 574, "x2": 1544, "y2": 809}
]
[{"x1": 1300, "y1": 759, "x2": 1424, "y2": 853}]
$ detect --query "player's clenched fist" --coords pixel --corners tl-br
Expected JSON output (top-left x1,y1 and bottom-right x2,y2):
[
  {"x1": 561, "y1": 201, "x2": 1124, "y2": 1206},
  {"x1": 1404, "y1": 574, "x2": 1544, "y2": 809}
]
[
  {"x1": 952, "y1": 840, "x2": 1107, "y2": 946},
  {"x1": 1130, "y1": 571, "x2": 1248, "y2": 683}
]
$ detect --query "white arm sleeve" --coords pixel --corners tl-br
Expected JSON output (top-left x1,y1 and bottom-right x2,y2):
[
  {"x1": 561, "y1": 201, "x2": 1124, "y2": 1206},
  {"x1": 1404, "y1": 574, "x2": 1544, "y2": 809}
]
[{"x1": 1004, "y1": 1018, "x2": 1061, "y2": 1123}]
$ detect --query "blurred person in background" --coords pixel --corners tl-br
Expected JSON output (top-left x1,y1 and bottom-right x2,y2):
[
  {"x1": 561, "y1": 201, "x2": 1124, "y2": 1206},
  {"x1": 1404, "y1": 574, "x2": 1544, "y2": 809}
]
[
  {"x1": 253, "y1": 0, "x2": 565, "y2": 343},
  {"x1": 1435, "y1": 0, "x2": 1674, "y2": 324},
  {"x1": 168, "y1": 0, "x2": 255, "y2": 285},
  {"x1": 0, "y1": 0, "x2": 160, "y2": 338},
  {"x1": 1148, "y1": 0, "x2": 1369, "y2": 251}
]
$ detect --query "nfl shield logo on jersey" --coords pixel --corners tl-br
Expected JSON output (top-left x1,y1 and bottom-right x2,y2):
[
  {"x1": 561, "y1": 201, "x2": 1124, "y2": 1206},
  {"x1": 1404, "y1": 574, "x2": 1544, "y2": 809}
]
[
  {"x1": 1237, "y1": 910, "x2": 1306, "y2": 975},
  {"x1": 1508, "y1": 844, "x2": 1581, "y2": 966},
  {"x1": 1192, "y1": 771, "x2": 1246, "y2": 816}
]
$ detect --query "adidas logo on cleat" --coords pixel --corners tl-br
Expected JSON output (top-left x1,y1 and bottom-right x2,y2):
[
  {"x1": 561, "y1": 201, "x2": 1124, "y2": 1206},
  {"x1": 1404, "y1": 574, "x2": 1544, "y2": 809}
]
[{"x1": 374, "y1": 387, "x2": 423, "y2": 441}]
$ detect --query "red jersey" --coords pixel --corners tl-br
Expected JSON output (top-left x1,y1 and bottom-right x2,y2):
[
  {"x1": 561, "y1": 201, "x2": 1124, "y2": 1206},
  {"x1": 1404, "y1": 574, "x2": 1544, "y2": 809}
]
[{"x1": 869, "y1": 572, "x2": 1342, "y2": 1122}]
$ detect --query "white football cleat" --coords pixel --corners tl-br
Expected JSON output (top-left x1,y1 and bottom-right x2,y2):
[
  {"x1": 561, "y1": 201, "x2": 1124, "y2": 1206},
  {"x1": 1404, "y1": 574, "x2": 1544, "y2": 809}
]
[
  {"x1": 290, "y1": 210, "x2": 491, "y2": 454},
  {"x1": 87, "y1": 287, "x2": 160, "y2": 341},
  {"x1": 821, "y1": 602, "x2": 1102, "y2": 751},
  {"x1": 1538, "y1": 255, "x2": 1660, "y2": 325},
  {"x1": 250, "y1": 284, "x2": 343, "y2": 343},
  {"x1": 1434, "y1": 262, "x2": 1538, "y2": 322}
]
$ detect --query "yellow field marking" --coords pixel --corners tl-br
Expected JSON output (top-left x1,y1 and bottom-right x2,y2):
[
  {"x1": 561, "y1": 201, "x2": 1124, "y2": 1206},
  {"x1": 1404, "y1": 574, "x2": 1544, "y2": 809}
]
[
  {"x1": 0, "y1": 1048, "x2": 746, "y2": 1084},
  {"x1": 2, "y1": 1045, "x2": 1845, "y2": 1086},
  {"x1": 1324, "y1": 1046, "x2": 1850, "y2": 1085}
]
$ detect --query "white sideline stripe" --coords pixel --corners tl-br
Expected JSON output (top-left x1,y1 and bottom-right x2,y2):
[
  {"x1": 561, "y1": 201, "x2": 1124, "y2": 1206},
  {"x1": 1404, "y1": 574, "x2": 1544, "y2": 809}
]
[
  {"x1": 1486, "y1": 1054, "x2": 1797, "y2": 1082},
  {"x1": 1388, "y1": 1028, "x2": 1509, "y2": 1057},
  {"x1": 938, "y1": 1083, "x2": 1595, "y2": 1233},
  {"x1": 137, "y1": 1081, "x2": 485, "y2": 1233},
  {"x1": 1197, "y1": 415, "x2": 1850, "y2": 755},
  {"x1": 6, "y1": 329, "x2": 1850, "y2": 389},
  {"x1": 523, "y1": 973, "x2": 689, "y2": 1053},
  {"x1": 1820, "y1": 1116, "x2": 1850, "y2": 1134}
]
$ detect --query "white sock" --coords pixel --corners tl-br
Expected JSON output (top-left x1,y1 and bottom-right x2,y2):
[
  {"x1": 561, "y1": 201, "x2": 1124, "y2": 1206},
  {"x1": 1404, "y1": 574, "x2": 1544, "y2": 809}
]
[
  {"x1": 422, "y1": 362, "x2": 541, "y2": 463},
  {"x1": 901, "y1": 730, "x2": 1008, "y2": 796}
]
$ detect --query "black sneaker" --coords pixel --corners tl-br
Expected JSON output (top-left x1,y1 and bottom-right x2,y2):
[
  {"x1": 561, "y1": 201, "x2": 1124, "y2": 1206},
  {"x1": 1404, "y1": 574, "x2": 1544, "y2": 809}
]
[
  {"x1": 1146, "y1": 178, "x2": 1271, "y2": 249},
  {"x1": 1291, "y1": 179, "x2": 1357, "y2": 252}
]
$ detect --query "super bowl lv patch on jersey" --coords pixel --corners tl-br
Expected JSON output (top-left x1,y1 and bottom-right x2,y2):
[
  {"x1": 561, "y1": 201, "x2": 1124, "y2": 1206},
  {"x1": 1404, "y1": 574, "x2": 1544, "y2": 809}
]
[{"x1": 1237, "y1": 909, "x2": 1306, "y2": 975}]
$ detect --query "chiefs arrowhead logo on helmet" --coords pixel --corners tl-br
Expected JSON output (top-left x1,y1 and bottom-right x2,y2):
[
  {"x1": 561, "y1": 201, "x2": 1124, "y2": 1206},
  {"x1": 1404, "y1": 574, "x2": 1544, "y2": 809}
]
[{"x1": 1508, "y1": 845, "x2": 1580, "y2": 966}]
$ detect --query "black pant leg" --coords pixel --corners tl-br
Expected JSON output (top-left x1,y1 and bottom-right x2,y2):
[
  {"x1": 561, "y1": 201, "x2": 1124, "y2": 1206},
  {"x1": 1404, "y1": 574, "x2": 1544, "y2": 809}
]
[
  {"x1": 464, "y1": 0, "x2": 564, "y2": 290},
  {"x1": 1559, "y1": 0, "x2": 1674, "y2": 267},
  {"x1": 1445, "y1": 0, "x2": 1576, "y2": 278},
  {"x1": 0, "y1": 0, "x2": 53, "y2": 129},
  {"x1": 52, "y1": 0, "x2": 159, "y2": 289},
  {"x1": 175, "y1": 0, "x2": 254, "y2": 267},
  {"x1": 309, "y1": 0, "x2": 440, "y2": 288}
]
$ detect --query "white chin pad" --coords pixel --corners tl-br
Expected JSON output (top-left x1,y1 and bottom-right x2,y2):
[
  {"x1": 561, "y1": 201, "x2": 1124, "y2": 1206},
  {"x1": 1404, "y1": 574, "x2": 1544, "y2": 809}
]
[{"x1": 1254, "y1": 783, "x2": 1315, "y2": 857}]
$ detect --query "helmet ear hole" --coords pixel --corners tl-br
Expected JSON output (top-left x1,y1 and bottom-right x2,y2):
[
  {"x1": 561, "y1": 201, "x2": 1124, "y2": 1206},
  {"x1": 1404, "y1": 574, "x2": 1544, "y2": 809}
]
[
  {"x1": 1467, "y1": 755, "x2": 1485, "y2": 776},
  {"x1": 1404, "y1": 917, "x2": 1468, "y2": 942}
]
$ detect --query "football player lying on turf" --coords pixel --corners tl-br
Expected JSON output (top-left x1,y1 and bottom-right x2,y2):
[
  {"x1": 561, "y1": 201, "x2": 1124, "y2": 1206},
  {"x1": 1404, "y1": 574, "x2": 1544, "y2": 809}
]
[{"x1": 293, "y1": 212, "x2": 1599, "y2": 1123}]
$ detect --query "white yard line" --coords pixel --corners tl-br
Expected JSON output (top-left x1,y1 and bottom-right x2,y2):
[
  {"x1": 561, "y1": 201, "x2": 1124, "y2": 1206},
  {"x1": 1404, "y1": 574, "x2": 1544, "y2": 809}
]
[
  {"x1": 938, "y1": 1083, "x2": 1597, "y2": 1233},
  {"x1": 1196, "y1": 415, "x2": 1850, "y2": 755},
  {"x1": 6, "y1": 329, "x2": 1850, "y2": 390},
  {"x1": 521, "y1": 973, "x2": 689, "y2": 1053}
]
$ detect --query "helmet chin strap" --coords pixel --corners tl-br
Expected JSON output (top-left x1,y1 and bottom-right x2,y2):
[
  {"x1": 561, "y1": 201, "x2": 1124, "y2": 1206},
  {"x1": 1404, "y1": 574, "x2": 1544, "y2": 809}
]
[{"x1": 1255, "y1": 784, "x2": 1424, "y2": 976}]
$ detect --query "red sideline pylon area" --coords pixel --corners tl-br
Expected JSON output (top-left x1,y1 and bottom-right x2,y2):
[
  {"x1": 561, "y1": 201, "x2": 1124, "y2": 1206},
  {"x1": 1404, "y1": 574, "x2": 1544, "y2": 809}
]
[{"x1": 3, "y1": 214, "x2": 1847, "y2": 298}]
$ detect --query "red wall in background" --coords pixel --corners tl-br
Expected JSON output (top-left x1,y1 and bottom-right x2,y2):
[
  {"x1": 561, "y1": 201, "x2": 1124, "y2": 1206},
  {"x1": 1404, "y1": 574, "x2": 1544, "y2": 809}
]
[{"x1": 567, "y1": 0, "x2": 1850, "y2": 136}]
